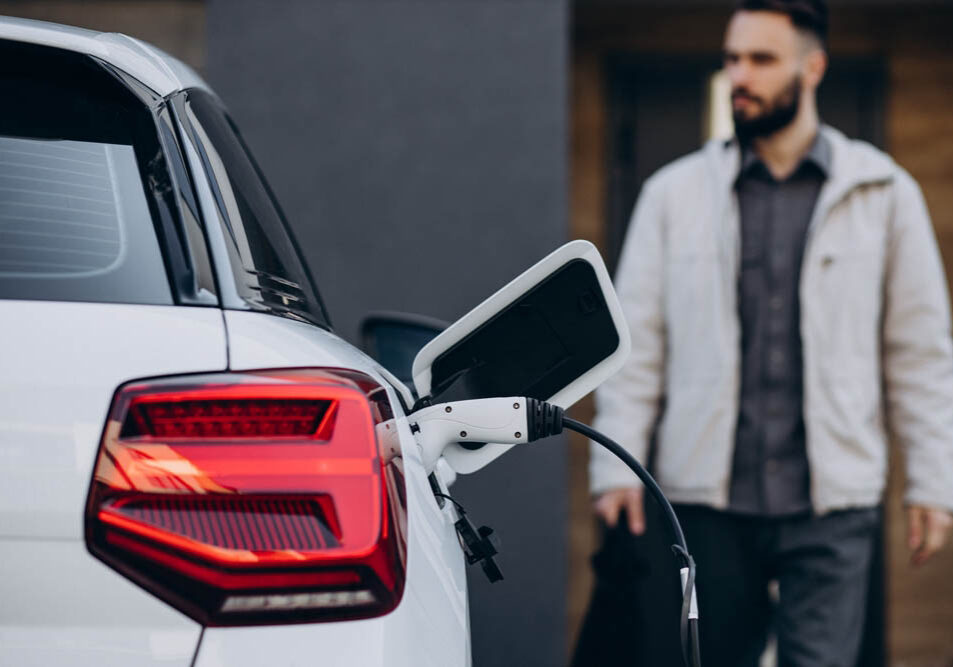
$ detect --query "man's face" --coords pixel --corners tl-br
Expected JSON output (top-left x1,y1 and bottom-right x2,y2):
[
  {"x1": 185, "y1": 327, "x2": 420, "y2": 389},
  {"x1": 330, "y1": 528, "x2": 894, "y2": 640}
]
[{"x1": 723, "y1": 11, "x2": 816, "y2": 140}]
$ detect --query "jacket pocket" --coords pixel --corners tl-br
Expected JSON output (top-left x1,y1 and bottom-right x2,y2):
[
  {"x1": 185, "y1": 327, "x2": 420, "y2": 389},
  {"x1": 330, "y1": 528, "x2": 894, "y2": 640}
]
[
  {"x1": 807, "y1": 370, "x2": 887, "y2": 497},
  {"x1": 806, "y1": 248, "x2": 884, "y2": 359}
]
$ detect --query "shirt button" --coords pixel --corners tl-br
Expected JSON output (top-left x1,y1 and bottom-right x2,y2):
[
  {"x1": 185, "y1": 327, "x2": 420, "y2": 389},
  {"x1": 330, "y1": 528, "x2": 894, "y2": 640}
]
[
  {"x1": 770, "y1": 350, "x2": 785, "y2": 366},
  {"x1": 766, "y1": 459, "x2": 779, "y2": 474},
  {"x1": 769, "y1": 296, "x2": 783, "y2": 310}
]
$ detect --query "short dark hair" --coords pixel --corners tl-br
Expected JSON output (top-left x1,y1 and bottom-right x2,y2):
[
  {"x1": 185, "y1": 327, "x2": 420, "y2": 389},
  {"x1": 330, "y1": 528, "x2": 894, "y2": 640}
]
[{"x1": 734, "y1": 0, "x2": 829, "y2": 47}]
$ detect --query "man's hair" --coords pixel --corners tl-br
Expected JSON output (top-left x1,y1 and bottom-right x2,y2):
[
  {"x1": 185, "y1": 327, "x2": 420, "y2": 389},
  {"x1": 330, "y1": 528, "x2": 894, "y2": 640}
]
[{"x1": 734, "y1": 0, "x2": 829, "y2": 48}]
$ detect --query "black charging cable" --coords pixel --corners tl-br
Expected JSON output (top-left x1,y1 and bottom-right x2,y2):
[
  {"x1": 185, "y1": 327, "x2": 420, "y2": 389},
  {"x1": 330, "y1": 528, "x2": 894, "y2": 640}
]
[{"x1": 526, "y1": 399, "x2": 702, "y2": 667}]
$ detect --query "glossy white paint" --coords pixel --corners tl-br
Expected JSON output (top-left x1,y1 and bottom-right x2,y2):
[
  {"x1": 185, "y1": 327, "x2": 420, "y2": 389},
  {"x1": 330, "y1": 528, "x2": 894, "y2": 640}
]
[
  {"x1": 0, "y1": 540, "x2": 200, "y2": 666},
  {"x1": 223, "y1": 310, "x2": 417, "y2": 409},
  {"x1": 0, "y1": 301, "x2": 227, "y2": 538},
  {"x1": 0, "y1": 300, "x2": 227, "y2": 665},
  {"x1": 0, "y1": 15, "x2": 210, "y2": 96},
  {"x1": 411, "y1": 240, "x2": 631, "y2": 474},
  {"x1": 218, "y1": 310, "x2": 471, "y2": 667}
]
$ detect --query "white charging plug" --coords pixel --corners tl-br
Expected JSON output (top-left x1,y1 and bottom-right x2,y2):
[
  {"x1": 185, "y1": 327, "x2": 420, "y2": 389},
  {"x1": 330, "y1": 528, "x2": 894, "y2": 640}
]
[{"x1": 411, "y1": 397, "x2": 530, "y2": 472}]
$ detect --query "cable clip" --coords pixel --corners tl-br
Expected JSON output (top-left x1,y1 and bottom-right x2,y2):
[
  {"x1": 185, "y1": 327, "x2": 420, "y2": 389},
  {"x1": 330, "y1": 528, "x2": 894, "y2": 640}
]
[
  {"x1": 679, "y1": 567, "x2": 699, "y2": 620},
  {"x1": 436, "y1": 493, "x2": 504, "y2": 583}
]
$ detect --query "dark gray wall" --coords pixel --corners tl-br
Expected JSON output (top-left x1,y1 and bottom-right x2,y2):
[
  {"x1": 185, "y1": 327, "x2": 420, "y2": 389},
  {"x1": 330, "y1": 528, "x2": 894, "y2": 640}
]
[{"x1": 207, "y1": 1, "x2": 569, "y2": 665}]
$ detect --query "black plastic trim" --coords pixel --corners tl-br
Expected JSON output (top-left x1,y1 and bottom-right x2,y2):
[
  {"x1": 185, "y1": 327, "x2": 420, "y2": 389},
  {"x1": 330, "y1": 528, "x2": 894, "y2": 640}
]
[{"x1": 95, "y1": 58, "x2": 219, "y2": 307}]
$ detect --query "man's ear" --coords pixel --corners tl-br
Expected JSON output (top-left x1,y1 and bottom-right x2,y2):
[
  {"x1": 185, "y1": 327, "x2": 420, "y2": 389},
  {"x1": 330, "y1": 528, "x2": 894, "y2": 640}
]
[{"x1": 804, "y1": 48, "x2": 828, "y2": 89}]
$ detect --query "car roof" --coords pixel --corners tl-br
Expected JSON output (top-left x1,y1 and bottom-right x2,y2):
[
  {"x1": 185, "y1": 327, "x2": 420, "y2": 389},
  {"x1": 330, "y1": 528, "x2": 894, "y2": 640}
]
[{"x1": 0, "y1": 15, "x2": 210, "y2": 97}]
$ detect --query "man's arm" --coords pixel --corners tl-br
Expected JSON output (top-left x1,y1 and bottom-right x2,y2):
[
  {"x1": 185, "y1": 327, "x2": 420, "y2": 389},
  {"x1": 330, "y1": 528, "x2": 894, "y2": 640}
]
[
  {"x1": 882, "y1": 169, "x2": 953, "y2": 565},
  {"x1": 590, "y1": 178, "x2": 667, "y2": 534}
]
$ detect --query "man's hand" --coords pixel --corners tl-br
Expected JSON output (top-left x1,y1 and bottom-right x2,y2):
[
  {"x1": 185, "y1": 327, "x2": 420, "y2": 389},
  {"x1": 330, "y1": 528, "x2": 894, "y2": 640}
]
[
  {"x1": 907, "y1": 505, "x2": 953, "y2": 566},
  {"x1": 594, "y1": 487, "x2": 645, "y2": 535}
]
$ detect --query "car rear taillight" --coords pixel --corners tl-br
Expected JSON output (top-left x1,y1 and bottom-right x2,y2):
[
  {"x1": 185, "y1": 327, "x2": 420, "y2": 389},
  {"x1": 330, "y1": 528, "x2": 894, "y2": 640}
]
[{"x1": 85, "y1": 369, "x2": 407, "y2": 626}]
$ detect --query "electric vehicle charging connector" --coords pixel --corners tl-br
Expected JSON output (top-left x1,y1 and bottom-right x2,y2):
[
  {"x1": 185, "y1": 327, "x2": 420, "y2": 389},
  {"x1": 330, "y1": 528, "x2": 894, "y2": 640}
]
[{"x1": 410, "y1": 397, "x2": 702, "y2": 667}]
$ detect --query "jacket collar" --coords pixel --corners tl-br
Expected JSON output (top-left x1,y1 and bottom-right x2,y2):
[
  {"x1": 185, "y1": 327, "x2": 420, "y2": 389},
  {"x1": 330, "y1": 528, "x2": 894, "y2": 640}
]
[
  {"x1": 706, "y1": 124, "x2": 895, "y2": 203},
  {"x1": 703, "y1": 125, "x2": 898, "y2": 265}
]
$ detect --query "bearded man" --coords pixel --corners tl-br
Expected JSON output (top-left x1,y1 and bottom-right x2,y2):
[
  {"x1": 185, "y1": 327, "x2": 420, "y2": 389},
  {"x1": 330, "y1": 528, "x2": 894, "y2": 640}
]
[{"x1": 573, "y1": 1, "x2": 953, "y2": 665}]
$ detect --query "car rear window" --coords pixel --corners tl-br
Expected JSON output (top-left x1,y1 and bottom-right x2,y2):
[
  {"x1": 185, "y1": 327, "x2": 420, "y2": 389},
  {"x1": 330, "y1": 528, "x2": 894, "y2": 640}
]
[{"x1": 0, "y1": 40, "x2": 173, "y2": 305}]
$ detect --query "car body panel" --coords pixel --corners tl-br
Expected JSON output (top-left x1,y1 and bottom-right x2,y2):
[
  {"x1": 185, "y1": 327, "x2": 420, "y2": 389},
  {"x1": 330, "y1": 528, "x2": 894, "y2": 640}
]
[
  {"x1": 0, "y1": 539, "x2": 201, "y2": 667},
  {"x1": 0, "y1": 301, "x2": 228, "y2": 539},
  {"x1": 0, "y1": 300, "x2": 227, "y2": 666}
]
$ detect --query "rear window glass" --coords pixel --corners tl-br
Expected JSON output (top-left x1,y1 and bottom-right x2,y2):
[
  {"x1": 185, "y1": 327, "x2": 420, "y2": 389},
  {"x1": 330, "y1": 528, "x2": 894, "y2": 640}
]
[{"x1": 0, "y1": 41, "x2": 172, "y2": 305}]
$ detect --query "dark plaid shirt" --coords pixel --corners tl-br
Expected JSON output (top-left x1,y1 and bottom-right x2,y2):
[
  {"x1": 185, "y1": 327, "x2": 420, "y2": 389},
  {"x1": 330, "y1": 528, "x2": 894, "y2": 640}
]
[{"x1": 729, "y1": 134, "x2": 832, "y2": 516}]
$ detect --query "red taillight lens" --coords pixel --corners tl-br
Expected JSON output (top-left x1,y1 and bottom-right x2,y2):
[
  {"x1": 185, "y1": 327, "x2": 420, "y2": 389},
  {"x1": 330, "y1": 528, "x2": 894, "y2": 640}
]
[
  {"x1": 123, "y1": 398, "x2": 334, "y2": 439},
  {"x1": 85, "y1": 369, "x2": 407, "y2": 626}
]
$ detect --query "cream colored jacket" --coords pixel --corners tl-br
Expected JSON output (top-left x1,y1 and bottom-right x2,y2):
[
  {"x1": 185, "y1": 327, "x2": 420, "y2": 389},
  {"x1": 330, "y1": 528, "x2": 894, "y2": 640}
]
[{"x1": 591, "y1": 126, "x2": 953, "y2": 514}]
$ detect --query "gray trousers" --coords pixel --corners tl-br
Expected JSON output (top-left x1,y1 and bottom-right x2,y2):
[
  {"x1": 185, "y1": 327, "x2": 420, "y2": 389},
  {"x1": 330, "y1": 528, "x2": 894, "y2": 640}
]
[
  {"x1": 683, "y1": 506, "x2": 879, "y2": 667},
  {"x1": 572, "y1": 505, "x2": 880, "y2": 667}
]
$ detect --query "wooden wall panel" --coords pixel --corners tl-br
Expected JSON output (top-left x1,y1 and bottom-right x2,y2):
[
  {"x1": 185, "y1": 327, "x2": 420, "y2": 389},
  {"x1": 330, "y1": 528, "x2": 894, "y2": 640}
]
[{"x1": 886, "y1": 53, "x2": 953, "y2": 667}]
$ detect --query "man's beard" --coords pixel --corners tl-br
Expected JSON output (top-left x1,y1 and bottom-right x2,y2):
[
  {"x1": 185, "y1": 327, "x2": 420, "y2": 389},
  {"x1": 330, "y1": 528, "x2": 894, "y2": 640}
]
[{"x1": 732, "y1": 75, "x2": 801, "y2": 144}]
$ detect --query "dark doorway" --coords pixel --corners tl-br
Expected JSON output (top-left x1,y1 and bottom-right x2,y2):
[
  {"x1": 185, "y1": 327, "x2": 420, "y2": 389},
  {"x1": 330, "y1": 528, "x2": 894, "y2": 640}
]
[{"x1": 602, "y1": 54, "x2": 887, "y2": 667}]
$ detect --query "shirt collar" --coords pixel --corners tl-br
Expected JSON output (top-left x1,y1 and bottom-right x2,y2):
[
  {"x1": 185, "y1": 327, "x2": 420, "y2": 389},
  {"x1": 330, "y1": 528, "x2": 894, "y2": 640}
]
[{"x1": 737, "y1": 131, "x2": 832, "y2": 182}]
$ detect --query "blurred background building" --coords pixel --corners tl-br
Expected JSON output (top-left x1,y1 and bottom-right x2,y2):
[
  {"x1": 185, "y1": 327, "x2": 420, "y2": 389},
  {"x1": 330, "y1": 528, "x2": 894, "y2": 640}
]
[{"x1": 2, "y1": 1, "x2": 951, "y2": 665}]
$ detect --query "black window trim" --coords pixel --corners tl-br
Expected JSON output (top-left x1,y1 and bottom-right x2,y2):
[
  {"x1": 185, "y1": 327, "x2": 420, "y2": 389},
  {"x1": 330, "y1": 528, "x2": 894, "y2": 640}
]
[
  {"x1": 93, "y1": 57, "x2": 220, "y2": 308},
  {"x1": 222, "y1": 112, "x2": 332, "y2": 328},
  {"x1": 170, "y1": 87, "x2": 333, "y2": 331},
  {"x1": 154, "y1": 100, "x2": 221, "y2": 306}
]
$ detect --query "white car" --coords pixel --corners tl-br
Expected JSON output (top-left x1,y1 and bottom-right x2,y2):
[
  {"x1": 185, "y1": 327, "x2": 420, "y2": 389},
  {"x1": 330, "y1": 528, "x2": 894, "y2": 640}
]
[{"x1": 0, "y1": 16, "x2": 628, "y2": 667}]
